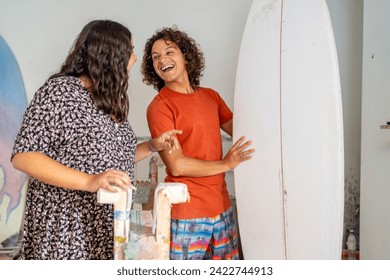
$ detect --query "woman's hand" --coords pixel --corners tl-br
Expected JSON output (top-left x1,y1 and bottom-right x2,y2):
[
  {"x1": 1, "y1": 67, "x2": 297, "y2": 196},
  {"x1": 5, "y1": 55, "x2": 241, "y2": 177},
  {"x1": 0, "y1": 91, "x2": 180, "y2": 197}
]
[
  {"x1": 150, "y1": 129, "x2": 183, "y2": 153},
  {"x1": 85, "y1": 169, "x2": 131, "y2": 193}
]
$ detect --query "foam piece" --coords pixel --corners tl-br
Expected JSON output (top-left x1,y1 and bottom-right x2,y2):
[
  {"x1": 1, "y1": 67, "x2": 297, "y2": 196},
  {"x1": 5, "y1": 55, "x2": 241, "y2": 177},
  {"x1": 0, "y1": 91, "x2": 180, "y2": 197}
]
[{"x1": 97, "y1": 187, "x2": 133, "y2": 260}]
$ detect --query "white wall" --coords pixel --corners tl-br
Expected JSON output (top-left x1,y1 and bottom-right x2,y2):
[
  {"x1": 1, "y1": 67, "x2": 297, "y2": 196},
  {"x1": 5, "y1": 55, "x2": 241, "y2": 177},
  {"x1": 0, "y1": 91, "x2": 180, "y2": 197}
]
[{"x1": 360, "y1": 0, "x2": 390, "y2": 260}]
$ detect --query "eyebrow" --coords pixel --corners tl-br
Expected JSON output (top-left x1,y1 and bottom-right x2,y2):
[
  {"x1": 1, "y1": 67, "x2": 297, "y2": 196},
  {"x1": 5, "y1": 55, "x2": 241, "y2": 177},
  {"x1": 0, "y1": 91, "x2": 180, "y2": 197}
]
[{"x1": 152, "y1": 45, "x2": 177, "y2": 56}]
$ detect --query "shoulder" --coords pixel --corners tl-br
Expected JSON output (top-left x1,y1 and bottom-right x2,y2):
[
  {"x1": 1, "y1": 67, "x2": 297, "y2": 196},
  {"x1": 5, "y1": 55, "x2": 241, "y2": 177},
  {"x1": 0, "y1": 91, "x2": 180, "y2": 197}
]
[
  {"x1": 148, "y1": 88, "x2": 171, "y2": 108},
  {"x1": 147, "y1": 95, "x2": 167, "y2": 117},
  {"x1": 197, "y1": 86, "x2": 219, "y2": 96},
  {"x1": 36, "y1": 76, "x2": 84, "y2": 103},
  {"x1": 197, "y1": 86, "x2": 224, "y2": 102},
  {"x1": 47, "y1": 76, "x2": 82, "y2": 96}
]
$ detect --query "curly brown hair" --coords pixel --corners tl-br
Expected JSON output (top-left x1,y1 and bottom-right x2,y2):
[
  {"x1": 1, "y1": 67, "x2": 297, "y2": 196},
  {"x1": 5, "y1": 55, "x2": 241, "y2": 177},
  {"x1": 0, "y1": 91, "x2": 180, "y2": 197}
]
[
  {"x1": 50, "y1": 20, "x2": 133, "y2": 122},
  {"x1": 141, "y1": 27, "x2": 205, "y2": 91}
]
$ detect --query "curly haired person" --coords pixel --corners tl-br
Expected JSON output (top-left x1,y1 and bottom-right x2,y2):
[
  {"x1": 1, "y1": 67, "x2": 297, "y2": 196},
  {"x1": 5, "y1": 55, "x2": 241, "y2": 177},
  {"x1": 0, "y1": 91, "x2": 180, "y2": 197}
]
[{"x1": 142, "y1": 27, "x2": 255, "y2": 260}]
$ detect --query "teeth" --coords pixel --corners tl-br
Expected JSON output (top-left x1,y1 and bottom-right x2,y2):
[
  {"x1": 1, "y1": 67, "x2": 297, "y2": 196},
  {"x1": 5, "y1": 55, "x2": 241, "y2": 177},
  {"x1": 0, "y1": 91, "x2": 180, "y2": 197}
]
[{"x1": 162, "y1": 65, "x2": 173, "y2": 72}]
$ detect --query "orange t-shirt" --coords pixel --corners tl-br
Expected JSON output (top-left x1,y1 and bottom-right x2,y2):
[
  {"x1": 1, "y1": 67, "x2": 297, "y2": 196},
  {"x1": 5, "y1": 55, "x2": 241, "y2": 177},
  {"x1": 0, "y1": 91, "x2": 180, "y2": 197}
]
[{"x1": 147, "y1": 86, "x2": 233, "y2": 219}]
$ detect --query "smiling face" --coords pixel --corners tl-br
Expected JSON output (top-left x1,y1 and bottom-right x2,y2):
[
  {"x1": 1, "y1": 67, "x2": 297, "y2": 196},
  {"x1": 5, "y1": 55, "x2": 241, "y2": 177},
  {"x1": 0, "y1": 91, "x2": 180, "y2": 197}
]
[{"x1": 151, "y1": 39, "x2": 191, "y2": 91}]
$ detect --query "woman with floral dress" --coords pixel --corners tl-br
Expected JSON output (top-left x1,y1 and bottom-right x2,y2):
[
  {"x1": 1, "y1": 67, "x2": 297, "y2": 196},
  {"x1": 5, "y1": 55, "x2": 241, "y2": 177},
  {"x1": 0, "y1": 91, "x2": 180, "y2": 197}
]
[{"x1": 11, "y1": 20, "x2": 181, "y2": 260}]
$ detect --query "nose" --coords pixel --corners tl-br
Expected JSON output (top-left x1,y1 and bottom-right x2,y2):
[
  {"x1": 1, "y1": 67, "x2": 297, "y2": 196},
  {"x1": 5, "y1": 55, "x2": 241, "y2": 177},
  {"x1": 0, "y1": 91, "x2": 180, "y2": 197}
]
[{"x1": 157, "y1": 56, "x2": 170, "y2": 67}]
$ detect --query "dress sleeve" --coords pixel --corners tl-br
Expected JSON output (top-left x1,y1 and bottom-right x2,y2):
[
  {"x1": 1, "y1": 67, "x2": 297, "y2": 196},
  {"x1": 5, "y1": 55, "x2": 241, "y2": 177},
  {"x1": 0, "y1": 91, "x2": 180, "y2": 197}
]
[{"x1": 11, "y1": 80, "x2": 67, "y2": 159}]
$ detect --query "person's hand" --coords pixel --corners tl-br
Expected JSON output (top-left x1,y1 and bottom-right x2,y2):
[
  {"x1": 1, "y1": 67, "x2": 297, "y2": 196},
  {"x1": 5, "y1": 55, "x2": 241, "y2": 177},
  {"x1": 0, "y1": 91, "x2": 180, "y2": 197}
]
[
  {"x1": 223, "y1": 136, "x2": 255, "y2": 170},
  {"x1": 86, "y1": 169, "x2": 131, "y2": 193},
  {"x1": 150, "y1": 129, "x2": 183, "y2": 153}
]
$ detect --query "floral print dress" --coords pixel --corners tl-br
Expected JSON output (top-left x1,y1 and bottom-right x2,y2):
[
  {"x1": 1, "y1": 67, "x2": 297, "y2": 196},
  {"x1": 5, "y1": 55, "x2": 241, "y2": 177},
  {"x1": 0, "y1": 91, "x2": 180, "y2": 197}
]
[{"x1": 12, "y1": 76, "x2": 137, "y2": 259}]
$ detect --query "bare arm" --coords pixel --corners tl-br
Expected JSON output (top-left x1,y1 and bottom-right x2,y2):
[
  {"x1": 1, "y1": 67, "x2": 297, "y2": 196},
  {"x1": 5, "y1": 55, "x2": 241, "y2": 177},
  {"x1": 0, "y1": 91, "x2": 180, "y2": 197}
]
[
  {"x1": 220, "y1": 119, "x2": 233, "y2": 136},
  {"x1": 159, "y1": 135, "x2": 254, "y2": 177},
  {"x1": 12, "y1": 152, "x2": 131, "y2": 193},
  {"x1": 135, "y1": 141, "x2": 154, "y2": 163}
]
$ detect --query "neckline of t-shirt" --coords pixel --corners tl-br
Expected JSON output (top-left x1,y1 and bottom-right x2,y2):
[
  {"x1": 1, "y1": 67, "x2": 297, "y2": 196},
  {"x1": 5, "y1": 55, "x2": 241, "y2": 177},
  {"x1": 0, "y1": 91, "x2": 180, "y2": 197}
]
[{"x1": 163, "y1": 86, "x2": 200, "y2": 97}]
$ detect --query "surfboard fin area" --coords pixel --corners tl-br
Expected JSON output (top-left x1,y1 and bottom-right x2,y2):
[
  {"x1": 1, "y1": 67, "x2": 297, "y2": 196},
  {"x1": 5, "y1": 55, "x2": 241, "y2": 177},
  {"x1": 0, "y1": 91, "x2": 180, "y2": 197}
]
[{"x1": 233, "y1": 0, "x2": 344, "y2": 260}]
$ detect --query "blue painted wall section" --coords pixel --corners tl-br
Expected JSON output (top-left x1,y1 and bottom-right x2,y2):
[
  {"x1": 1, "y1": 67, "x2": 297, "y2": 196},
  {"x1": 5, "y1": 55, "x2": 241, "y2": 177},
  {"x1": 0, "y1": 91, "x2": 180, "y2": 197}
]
[{"x1": 0, "y1": 35, "x2": 28, "y2": 226}]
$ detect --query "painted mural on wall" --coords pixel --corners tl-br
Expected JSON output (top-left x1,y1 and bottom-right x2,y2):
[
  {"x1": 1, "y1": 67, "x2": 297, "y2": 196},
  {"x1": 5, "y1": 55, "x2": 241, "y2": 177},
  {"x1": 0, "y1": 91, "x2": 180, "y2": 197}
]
[{"x1": 0, "y1": 35, "x2": 28, "y2": 249}]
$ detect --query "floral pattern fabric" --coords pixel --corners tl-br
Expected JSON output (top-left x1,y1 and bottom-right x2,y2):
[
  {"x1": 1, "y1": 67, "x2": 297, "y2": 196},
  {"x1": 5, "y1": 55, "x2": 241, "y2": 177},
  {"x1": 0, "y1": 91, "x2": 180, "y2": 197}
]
[{"x1": 12, "y1": 76, "x2": 137, "y2": 259}]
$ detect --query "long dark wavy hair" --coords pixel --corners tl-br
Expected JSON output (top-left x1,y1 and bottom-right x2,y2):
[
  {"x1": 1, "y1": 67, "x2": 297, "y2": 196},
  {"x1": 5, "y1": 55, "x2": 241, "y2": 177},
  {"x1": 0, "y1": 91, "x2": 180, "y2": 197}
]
[
  {"x1": 141, "y1": 27, "x2": 205, "y2": 91},
  {"x1": 50, "y1": 20, "x2": 133, "y2": 122}
]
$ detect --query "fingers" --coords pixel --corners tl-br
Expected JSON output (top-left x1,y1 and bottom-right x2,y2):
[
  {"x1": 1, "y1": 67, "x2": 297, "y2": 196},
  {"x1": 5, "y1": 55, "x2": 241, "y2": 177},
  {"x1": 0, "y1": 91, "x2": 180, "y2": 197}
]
[
  {"x1": 237, "y1": 148, "x2": 255, "y2": 162},
  {"x1": 232, "y1": 136, "x2": 254, "y2": 154},
  {"x1": 107, "y1": 169, "x2": 131, "y2": 185},
  {"x1": 165, "y1": 132, "x2": 182, "y2": 153},
  {"x1": 162, "y1": 129, "x2": 182, "y2": 140},
  {"x1": 168, "y1": 129, "x2": 183, "y2": 136},
  {"x1": 90, "y1": 169, "x2": 131, "y2": 193},
  {"x1": 171, "y1": 136, "x2": 181, "y2": 151},
  {"x1": 224, "y1": 135, "x2": 255, "y2": 169},
  {"x1": 164, "y1": 130, "x2": 183, "y2": 148},
  {"x1": 153, "y1": 129, "x2": 183, "y2": 153},
  {"x1": 232, "y1": 136, "x2": 246, "y2": 148}
]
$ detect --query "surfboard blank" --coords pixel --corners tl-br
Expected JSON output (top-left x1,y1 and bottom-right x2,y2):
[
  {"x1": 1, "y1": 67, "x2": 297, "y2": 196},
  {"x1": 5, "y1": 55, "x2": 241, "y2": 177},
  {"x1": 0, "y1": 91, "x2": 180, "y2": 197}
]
[{"x1": 233, "y1": 0, "x2": 344, "y2": 260}]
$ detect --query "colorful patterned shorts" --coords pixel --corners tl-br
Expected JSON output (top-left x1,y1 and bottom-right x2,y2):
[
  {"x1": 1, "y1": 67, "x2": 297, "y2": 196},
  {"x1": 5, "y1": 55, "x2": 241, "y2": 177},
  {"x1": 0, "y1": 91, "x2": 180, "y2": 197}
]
[{"x1": 170, "y1": 207, "x2": 239, "y2": 260}]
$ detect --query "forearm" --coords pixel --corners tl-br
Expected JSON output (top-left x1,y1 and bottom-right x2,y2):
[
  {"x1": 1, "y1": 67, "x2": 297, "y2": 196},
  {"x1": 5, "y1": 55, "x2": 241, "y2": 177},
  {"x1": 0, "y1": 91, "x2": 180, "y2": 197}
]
[
  {"x1": 12, "y1": 152, "x2": 92, "y2": 191},
  {"x1": 160, "y1": 134, "x2": 254, "y2": 177},
  {"x1": 135, "y1": 141, "x2": 153, "y2": 163},
  {"x1": 160, "y1": 152, "x2": 230, "y2": 177}
]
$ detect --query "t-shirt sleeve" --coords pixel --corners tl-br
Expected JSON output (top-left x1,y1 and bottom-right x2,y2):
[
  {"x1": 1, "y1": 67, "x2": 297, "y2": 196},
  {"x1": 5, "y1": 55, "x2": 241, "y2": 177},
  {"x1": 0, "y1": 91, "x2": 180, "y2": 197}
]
[
  {"x1": 11, "y1": 81, "x2": 67, "y2": 159},
  {"x1": 147, "y1": 98, "x2": 175, "y2": 138},
  {"x1": 210, "y1": 89, "x2": 233, "y2": 125}
]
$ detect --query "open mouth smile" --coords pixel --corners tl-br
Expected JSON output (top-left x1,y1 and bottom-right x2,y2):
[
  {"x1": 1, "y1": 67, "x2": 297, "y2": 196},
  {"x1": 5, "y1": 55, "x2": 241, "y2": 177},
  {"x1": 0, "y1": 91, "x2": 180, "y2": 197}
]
[{"x1": 161, "y1": 64, "x2": 174, "y2": 72}]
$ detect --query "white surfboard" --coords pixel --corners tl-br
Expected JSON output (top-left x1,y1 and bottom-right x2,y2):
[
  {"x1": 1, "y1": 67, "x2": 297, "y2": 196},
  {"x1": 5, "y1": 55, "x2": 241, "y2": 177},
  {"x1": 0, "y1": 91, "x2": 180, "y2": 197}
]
[{"x1": 233, "y1": 0, "x2": 344, "y2": 259}]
